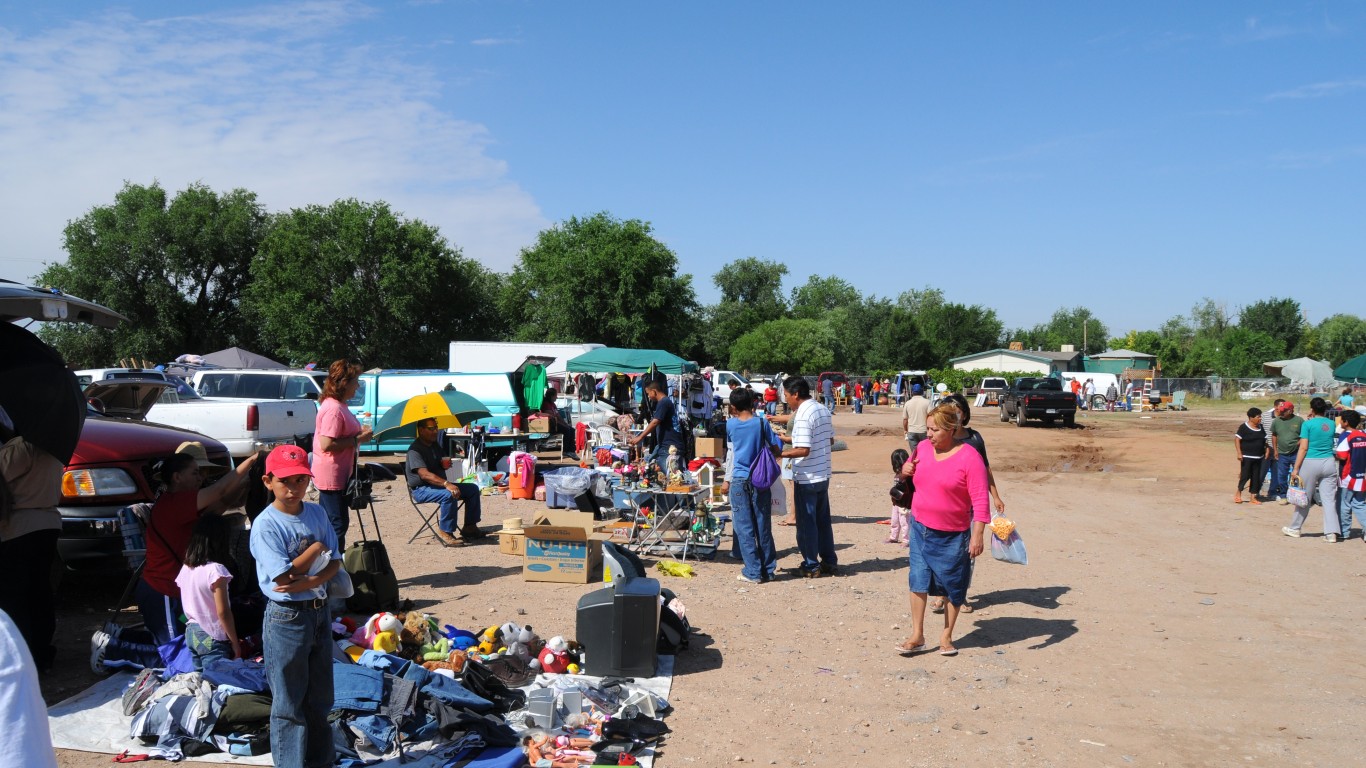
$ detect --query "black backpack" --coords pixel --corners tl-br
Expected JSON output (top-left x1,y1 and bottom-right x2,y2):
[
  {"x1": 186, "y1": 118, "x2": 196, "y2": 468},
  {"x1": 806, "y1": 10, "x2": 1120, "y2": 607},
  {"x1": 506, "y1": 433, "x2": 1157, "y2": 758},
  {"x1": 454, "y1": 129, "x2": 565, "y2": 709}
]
[{"x1": 657, "y1": 588, "x2": 691, "y2": 654}]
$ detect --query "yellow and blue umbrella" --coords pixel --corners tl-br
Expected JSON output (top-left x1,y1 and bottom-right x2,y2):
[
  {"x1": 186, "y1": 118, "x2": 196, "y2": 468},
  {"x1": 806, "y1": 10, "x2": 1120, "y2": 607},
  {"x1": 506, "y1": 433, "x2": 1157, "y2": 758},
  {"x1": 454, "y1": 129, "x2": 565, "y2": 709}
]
[{"x1": 373, "y1": 390, "x2": 492, "y2": 442}]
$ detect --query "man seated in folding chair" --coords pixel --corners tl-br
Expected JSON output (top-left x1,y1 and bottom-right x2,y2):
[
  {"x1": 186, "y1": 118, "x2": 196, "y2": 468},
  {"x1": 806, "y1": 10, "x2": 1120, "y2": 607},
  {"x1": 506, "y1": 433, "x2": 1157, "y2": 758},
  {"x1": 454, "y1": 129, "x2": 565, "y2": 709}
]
[{"x1": 406, "y1": 418, "x2": 485, "y2": 547}]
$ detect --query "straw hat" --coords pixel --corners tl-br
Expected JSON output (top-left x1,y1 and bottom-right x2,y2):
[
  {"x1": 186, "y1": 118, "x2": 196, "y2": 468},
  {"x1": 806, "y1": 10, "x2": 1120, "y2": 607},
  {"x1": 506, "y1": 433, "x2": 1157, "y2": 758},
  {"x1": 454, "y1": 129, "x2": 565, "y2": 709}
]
[
  {"x1": 175, "y1": 441, "x2": 227, "y2": 474},
  {"x1": 501, "y1": 517, "x2": 525, "y2": 534}
]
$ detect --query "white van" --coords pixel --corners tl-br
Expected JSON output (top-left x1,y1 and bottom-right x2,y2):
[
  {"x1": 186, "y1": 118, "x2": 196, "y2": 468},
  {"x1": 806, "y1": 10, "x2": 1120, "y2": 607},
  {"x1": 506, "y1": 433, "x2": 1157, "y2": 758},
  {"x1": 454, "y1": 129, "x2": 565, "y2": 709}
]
[{"x1": 1058, "y1": 372, "x2": 1121, "y2": 410}]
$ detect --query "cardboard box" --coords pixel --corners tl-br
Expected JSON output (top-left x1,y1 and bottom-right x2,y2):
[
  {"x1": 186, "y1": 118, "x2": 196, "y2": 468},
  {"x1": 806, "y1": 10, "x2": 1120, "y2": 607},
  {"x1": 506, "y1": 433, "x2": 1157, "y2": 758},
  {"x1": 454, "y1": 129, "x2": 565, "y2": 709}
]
[
  {"x1": 527, "y1": 416, "x2": 550, "y2": 434},
  {"x1": 499, "y1": 531, "x2": 526, "y2": 556},
  {"x1": 523, "y1": 511, "x2": 609, "y2": 583},
  {"x1": 694, "y1": 437, "x2": 725, "y2": 460}
]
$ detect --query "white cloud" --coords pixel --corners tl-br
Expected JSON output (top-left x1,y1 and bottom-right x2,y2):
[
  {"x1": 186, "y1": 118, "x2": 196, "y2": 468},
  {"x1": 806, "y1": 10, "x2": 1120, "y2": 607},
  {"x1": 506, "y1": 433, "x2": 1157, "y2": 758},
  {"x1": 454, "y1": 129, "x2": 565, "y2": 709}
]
[
  {"x1": 1265, "y1": 78, "x2": 1366, "y2": 101},
  {"x1": 0, "y1": 1, "x2": 546, "y2": 282}
]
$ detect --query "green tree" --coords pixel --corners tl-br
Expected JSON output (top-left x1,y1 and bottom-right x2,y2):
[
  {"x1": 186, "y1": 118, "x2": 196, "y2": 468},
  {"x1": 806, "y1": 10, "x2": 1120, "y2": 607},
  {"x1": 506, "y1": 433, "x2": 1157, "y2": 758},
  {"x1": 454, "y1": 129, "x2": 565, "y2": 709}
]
[
  {"x1": 899, "y1": 288, "x2": 1004, "y2": 367},
  {"x1": 701, "y1": 258, "x2": 788, "y2": 365},
  {"x1": 866, "y1": 305, "x2": 932, "y2": 371},
  {"x1": 1219, "y1": 327, "x2": 1284, "y2": 377},
  {"x1": 1317, "y1": 314, "x2": 1366, "y2": 365},
  {"x1": 246, "y1": 199, "x2": 501, "y2": 367},
  {"x1": 36, "y1": 181, "x2": 268, "y2": 367},
  {"x1": 729, "y1": 318, "x2": 836, "y2": 373},
  {"x1": 1029, "y1": 306, "x2": 1109, "y2": 356},
  {"x1": 1190, "y1": 298, "x2": 1231, "y2": 338},
  {"x1": 789, "y1": 275, "x2": 862, "y2": 320},
  {"x1": 500, "y1": 213, "x2": 698, "y2": 351},
  {"x1": 1238, "y1": 298, "x2": 1302, "y2": 356}
]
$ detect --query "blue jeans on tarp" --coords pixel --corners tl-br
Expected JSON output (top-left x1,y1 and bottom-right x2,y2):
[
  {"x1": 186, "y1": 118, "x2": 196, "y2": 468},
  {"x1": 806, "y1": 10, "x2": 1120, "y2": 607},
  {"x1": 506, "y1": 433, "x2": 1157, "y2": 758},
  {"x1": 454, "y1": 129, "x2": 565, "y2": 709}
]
[
  {"x1": 263, "y1": 599, "x2": 335, "y2": 768},
  {"x1": 729, "y1": 479, "x2": 776, "y2": 581},
  {"x1": 332, "y1": 662, "x2": 384, "y2": 713},
  {"x1": 410, "y1": 483, "x2": 482, "y2": 531},
  {"x1": 399, "y1": 658, "x2": 494, "y2": 711},
  {"x1": 793, "y1": 480, "x2": 836, "y2": 573},
  {"x1": 1271, "y1": 453, "x2": 1296, "y2": 500},
  {"x1": 204, "y1": 657, "x2": 269, "y2": 692}
]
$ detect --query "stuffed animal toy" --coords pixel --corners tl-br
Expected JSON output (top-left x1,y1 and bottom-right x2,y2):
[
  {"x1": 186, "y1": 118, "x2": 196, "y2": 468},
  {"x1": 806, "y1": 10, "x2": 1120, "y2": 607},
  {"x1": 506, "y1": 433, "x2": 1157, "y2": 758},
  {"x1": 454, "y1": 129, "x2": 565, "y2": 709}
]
[
  {"x1": 442, "y1": 625, "x2": 479, "y2": 650},
  {"x1": 401, "y1": 612, "x2": 430, "y2": 647},
  {"x1": 476, "y1": 625, "x2": 502, "y2": 656},
  {"x1": 538, "y1": 635, "x2": 570, "y2": 673},
  {"x1": 421, "y1": 633, "x2": 452, "y2": 661},
  {"x1": 352, "y1": 612, "x2": 402, "y2": 650},
  {"x1": 506, "y1": 624, "x2": 543, "y2": 667},
  {"x1": 421, "y1": 648, "x2": 468, "y2": 673},
  {"x1": 336, "y1": 639, "x2": 364, "y2": 663},
  {"x1": 371, "y1": 630, "x2": 400, "y2": 654},
  {"x1": 333, "y1": 616, "x2": 357, "y2": 638}
]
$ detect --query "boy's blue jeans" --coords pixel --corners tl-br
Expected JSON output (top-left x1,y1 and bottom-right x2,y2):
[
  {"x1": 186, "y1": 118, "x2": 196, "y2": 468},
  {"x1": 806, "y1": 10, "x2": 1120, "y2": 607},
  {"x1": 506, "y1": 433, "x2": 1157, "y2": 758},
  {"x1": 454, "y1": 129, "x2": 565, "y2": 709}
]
[
  {"x1": 728, "y1": 479, "x2": 776, "y2": 581},
  {"x1": 1339, "y1": 489, "x2": 1366, "y2": 540},
  {"x1": 263, "y1": 599, "x2": 334, "y2": 768}
]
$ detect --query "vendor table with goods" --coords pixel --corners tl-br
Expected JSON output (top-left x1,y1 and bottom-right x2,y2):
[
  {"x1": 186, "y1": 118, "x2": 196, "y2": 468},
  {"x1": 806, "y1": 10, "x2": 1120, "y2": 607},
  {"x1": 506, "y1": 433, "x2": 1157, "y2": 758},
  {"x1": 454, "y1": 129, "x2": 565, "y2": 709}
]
[{"x1": 614, "y1": 483, "x2": 718, "y2": 560}]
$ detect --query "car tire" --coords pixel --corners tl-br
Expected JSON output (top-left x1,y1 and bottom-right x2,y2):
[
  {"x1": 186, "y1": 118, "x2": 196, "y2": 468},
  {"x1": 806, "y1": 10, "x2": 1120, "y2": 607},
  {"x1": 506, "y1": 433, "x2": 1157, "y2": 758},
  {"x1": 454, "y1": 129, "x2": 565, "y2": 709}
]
[
  {"x1": 999, "y1": 405, "x2": 1009, "y2": 422},
  {"x1": 1091, "y1": 394, "x2": 1108, "y2": 411},
  {"x1": 1063, "y1": 413, "x2": 1075, "y2": 427},
  {"x1": 1016, "y1": 405, "x2": 1027, "y2": 427}
]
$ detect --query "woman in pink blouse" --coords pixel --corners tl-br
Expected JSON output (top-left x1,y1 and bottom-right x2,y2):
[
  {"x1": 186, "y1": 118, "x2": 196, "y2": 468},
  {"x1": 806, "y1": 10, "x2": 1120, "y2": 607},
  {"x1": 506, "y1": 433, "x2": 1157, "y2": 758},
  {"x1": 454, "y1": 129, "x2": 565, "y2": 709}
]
[
  {"x1": 312, "y1": 360, "x2": 372, "y2": 551},
  {"x1": 894, "y1": 405, "x2": 989, "y2": 657}
]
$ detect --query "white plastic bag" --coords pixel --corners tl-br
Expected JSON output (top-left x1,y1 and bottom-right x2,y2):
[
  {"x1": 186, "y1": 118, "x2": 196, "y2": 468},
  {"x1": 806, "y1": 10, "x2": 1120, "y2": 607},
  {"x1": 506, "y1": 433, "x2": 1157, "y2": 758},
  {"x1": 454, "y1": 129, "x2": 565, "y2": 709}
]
[{"x1": 989, "y1": 518, "x2": 1028, "y2": 565}]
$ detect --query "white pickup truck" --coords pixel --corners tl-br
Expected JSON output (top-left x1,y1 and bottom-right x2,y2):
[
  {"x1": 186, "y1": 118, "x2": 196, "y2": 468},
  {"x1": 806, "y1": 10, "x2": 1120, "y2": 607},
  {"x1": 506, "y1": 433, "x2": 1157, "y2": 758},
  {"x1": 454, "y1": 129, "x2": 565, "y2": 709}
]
[{"x1": 78, "y1": 370, "x2": 317, "y2": 459}]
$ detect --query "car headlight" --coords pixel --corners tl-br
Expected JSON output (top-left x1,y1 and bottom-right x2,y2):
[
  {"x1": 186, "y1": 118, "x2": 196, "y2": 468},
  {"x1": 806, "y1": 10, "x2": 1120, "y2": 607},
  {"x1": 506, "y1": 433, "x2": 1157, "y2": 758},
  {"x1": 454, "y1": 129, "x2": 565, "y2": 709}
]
[{"x1": 62, "y1": 468, "x2": 139, "y2": 497}]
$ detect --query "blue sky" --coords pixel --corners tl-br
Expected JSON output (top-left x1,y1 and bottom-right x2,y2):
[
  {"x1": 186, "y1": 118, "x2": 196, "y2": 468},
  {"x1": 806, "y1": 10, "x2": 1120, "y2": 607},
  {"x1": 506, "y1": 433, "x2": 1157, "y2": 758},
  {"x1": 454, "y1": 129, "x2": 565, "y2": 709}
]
[{"x1": 1, "y1": 1, "x2": 1362, "y2": 336}]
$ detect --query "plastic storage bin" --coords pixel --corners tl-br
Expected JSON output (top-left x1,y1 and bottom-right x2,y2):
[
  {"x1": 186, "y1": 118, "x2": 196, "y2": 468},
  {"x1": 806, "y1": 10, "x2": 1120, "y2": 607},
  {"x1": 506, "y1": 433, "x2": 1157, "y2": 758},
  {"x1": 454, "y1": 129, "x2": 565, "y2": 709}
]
[{"x1": 543, "y1": 467, "x2": 594, "y2": 509}]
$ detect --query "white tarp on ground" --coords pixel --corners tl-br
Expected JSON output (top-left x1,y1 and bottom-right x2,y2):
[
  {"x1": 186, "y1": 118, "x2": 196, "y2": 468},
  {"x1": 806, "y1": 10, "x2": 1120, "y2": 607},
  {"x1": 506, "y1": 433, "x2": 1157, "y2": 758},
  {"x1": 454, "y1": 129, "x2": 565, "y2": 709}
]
[
  {"x1": 1262, "y1": 358, "x2": 1340, "y2": 389},
  {"x1": 49, "y1": 657, "x2": 674, "y2": 767}
]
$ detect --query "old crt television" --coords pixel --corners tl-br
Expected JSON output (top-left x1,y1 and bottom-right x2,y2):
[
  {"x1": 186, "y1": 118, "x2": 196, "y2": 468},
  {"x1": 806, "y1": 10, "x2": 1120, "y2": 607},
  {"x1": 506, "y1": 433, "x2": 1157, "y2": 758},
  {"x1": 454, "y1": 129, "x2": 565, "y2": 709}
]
[{"x1": 575, "y1": 576, "x2": 660, "y2": 677}]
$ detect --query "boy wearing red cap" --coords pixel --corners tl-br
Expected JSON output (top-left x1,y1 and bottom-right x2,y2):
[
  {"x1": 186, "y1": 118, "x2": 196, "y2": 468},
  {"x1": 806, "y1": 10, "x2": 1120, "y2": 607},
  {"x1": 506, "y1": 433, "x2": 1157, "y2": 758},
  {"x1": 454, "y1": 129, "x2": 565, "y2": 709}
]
[{"x1": 249, "y1": 445, "x2": 339, "y2": 768}]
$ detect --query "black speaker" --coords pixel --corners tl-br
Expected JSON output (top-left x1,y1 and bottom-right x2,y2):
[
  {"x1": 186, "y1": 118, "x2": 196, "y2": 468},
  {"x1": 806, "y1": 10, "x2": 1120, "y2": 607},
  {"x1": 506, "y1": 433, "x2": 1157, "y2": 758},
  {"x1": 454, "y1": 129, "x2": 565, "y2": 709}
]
[{"x1": 575, "y1": 577, "x2": 661, "y2": 677}]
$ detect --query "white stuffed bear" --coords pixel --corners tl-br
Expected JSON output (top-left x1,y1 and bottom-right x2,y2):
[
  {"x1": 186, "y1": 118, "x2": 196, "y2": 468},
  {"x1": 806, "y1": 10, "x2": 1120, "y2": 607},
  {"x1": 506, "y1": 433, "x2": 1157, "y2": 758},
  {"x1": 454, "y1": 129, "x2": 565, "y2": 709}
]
[{"x1": 352, "y1": 612, "x2": 402, "y2": 650}]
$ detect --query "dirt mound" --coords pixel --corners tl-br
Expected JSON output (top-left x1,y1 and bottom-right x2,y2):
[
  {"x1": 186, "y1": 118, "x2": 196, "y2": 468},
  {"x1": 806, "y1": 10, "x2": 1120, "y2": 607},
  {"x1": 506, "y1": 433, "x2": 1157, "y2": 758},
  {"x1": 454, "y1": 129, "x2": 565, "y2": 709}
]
[
  {"x1": 854, "y1": 426, "x2": 902, "y2": 437},
  {"x1": 1009, "y1": 441, "x2": 1114, "y2": 473}
]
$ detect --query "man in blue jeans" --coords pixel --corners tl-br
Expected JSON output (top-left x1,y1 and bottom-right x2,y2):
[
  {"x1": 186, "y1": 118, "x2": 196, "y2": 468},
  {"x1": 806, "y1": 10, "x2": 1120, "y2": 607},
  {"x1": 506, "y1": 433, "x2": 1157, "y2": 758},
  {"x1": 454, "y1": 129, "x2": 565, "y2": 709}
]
[
  {"x1": 406, "y1": 419, "x2": 484, "y2": 546},
  {"x1": 775, "y1": 376, "x2": 837, "y2": 577},
  {"x1": 1269, "y1": 400, "x2": 1304, "y2": 503}
]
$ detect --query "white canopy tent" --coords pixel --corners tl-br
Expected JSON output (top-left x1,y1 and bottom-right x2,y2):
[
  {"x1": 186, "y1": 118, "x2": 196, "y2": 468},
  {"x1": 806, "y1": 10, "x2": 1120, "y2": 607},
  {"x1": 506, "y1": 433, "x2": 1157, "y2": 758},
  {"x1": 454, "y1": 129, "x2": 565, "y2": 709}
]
[{"x1": 1262, "y1": 358, "x2": 1339, "y2": 389}]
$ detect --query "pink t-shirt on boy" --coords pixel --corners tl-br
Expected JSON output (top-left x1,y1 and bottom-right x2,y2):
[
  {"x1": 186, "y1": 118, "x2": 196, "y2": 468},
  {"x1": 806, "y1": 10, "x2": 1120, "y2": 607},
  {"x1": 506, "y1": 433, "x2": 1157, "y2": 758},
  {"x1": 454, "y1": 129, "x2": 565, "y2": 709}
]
[
  {"x1": 175, "y1": 563, "x2": 233, "y2": 641},
  {"x1": 312, "y1": 397, "x2": 361, "y2": 491}
]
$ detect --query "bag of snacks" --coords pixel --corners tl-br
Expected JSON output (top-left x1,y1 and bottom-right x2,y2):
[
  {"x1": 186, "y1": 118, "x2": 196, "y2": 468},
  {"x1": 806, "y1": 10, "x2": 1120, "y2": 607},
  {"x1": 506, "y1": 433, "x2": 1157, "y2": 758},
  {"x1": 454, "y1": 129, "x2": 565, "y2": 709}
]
[{"x1": 988, "y1": 513, "x2": 1027, "y2": 565}]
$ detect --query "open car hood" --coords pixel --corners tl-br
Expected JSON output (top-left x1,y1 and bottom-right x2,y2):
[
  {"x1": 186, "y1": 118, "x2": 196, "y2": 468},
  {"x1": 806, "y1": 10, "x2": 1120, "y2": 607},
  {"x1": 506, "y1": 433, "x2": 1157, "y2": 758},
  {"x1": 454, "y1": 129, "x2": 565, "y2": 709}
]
[
  {"x1": 85, "y1": 379, "x2": 173, "y2": 420},
  {"x1": 0, "y1": 279, "x2": 126, "y2": 329}
]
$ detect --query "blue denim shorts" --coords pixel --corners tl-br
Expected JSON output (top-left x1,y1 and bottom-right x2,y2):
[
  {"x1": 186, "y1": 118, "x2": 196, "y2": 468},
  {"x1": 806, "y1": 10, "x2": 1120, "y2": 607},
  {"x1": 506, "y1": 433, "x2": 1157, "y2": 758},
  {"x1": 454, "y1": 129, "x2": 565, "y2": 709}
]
[{"x1": 907, "y1": 519, "x2": 971, "y2": 606}]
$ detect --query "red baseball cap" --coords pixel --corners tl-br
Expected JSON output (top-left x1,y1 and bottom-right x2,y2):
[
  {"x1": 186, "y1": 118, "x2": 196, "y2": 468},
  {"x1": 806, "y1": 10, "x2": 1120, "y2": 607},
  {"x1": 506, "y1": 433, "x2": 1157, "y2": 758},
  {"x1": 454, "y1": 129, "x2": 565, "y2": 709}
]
[{"x1": 265, "y1": 445, "x2": 312, "y2": 478}]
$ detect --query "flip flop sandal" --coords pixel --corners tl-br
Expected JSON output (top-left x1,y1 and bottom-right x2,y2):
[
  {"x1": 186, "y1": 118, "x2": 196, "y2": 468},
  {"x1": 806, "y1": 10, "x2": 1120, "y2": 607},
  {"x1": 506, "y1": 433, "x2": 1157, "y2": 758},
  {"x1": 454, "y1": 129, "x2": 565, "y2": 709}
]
[
  {"x1": 939, "y1": 647, "x2": 959, "y2": 657},
  {"x1": 777, "y1": 520, "x2": 797, "y2": 527},
  {"x1": 895, "y1": 641, "x2": 925, "y2": 655},
  {"x1": 929, "y1": 600, "x2": 946, "y2": 614}
]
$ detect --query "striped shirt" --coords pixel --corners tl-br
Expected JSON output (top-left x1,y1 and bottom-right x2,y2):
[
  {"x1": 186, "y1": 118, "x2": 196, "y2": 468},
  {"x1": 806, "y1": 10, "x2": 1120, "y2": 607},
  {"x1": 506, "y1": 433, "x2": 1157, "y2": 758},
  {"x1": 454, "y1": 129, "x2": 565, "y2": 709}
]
[
  {"x1": 791, "y1": 398, "x2": 833, "y2": 483},
  {"x1": 1335, "y1": 430, "x2": 1366, "y2": 493}
]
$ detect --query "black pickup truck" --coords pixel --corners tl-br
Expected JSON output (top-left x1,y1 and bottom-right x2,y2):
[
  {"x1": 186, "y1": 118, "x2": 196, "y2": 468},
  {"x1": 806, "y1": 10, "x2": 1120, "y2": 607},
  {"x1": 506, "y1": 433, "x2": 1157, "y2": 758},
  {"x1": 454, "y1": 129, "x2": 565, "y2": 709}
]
[{"x1": 998, "y1": 377, "x2": 1077, "y2": 427}]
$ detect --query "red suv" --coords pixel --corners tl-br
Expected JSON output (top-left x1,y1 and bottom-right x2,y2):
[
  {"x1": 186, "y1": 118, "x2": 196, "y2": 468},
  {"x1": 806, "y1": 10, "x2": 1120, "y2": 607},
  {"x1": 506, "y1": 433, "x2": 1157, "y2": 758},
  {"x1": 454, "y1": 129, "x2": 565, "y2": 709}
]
[{"x1": 1, "y1": 281, "x2": 231, "y2": 577}]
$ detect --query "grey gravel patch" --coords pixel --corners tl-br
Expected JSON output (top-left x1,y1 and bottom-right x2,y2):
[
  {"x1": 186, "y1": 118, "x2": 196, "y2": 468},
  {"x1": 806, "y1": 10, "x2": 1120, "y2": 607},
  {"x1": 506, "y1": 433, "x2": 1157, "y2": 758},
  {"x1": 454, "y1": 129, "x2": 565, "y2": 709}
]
[{"x1": 900, "y1": 706, "x2": 943, "y2": 724}]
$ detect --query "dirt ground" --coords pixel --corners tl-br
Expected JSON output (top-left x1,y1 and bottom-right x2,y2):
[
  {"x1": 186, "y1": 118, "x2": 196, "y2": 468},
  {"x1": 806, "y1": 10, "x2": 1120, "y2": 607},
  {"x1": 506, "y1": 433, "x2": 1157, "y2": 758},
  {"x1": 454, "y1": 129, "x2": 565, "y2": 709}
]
[{"x1": 46, "y1": 400, "x2": 1366, "y2": 767}]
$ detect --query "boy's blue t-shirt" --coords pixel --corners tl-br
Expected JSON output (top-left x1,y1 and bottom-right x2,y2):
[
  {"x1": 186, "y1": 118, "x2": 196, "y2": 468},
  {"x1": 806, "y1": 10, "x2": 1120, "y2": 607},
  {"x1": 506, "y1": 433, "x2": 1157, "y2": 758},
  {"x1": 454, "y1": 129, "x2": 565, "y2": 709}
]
[
  {"x1": 1301, "y1": 416, "x2": 1337, "y2": 459},
  {"x1": 249, "y1": 501, "x2": 339, "y2": 603},
  {"x1": 726, "y1": 415, "x2": 776, "y2": 482}
]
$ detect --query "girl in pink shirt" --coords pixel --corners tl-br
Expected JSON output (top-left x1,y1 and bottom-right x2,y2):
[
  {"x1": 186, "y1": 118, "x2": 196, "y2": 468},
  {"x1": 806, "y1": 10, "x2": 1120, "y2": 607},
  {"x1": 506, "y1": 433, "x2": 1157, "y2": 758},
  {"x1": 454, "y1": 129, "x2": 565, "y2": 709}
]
[
  {"x1": 175, "y1": 515, "x2": 241, "y2": 670},
  {"x1": 895, "y1": 405, "x2": 988, "y2": 657}
]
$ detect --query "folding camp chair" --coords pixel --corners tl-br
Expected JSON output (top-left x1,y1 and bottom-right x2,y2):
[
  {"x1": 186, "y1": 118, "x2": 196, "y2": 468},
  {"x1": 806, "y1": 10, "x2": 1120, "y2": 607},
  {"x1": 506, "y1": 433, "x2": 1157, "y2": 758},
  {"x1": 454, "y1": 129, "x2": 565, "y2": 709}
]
[{"x1": 402, "y1": 461, "x2": 462, "y2": 547}]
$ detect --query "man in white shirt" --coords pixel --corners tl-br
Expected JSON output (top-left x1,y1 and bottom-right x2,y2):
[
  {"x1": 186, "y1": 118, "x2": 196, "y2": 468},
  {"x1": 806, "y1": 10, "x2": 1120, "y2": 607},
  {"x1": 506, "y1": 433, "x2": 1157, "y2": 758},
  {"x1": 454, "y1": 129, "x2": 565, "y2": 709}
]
[
  {"x1": 777, "y1": 376, "x2": 837, "y2": 578},
  {"x1": 901, "y1": 384, "x2": 930, "y2": 455}
]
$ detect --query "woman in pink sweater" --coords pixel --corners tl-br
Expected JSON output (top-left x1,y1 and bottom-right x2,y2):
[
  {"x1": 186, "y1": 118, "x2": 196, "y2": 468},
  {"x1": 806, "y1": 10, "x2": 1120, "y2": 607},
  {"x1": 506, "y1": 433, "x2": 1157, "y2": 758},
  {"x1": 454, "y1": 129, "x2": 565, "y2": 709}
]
[{"x1": 894, "y1": 405, "x2": 989, "y2": 657}]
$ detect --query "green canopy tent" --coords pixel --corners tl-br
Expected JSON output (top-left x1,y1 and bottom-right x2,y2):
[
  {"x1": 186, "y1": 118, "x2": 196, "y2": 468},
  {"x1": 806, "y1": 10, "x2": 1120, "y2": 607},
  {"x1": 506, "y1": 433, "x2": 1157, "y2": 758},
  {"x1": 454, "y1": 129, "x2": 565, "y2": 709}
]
[
  {"x1": 1334, "y1": 353, "x2": 1366, "y2": 384},
  {"x1": 564, "y1": 348, "x2": 698, "y2": 374}
]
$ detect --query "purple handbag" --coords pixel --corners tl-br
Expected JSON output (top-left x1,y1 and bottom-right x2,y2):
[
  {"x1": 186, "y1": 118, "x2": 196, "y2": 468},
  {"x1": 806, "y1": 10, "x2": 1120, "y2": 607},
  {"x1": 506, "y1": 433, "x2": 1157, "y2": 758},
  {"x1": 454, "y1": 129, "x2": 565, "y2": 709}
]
[{"x1": 749, "y1": 421, "x2": 781, "y2": 489}]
